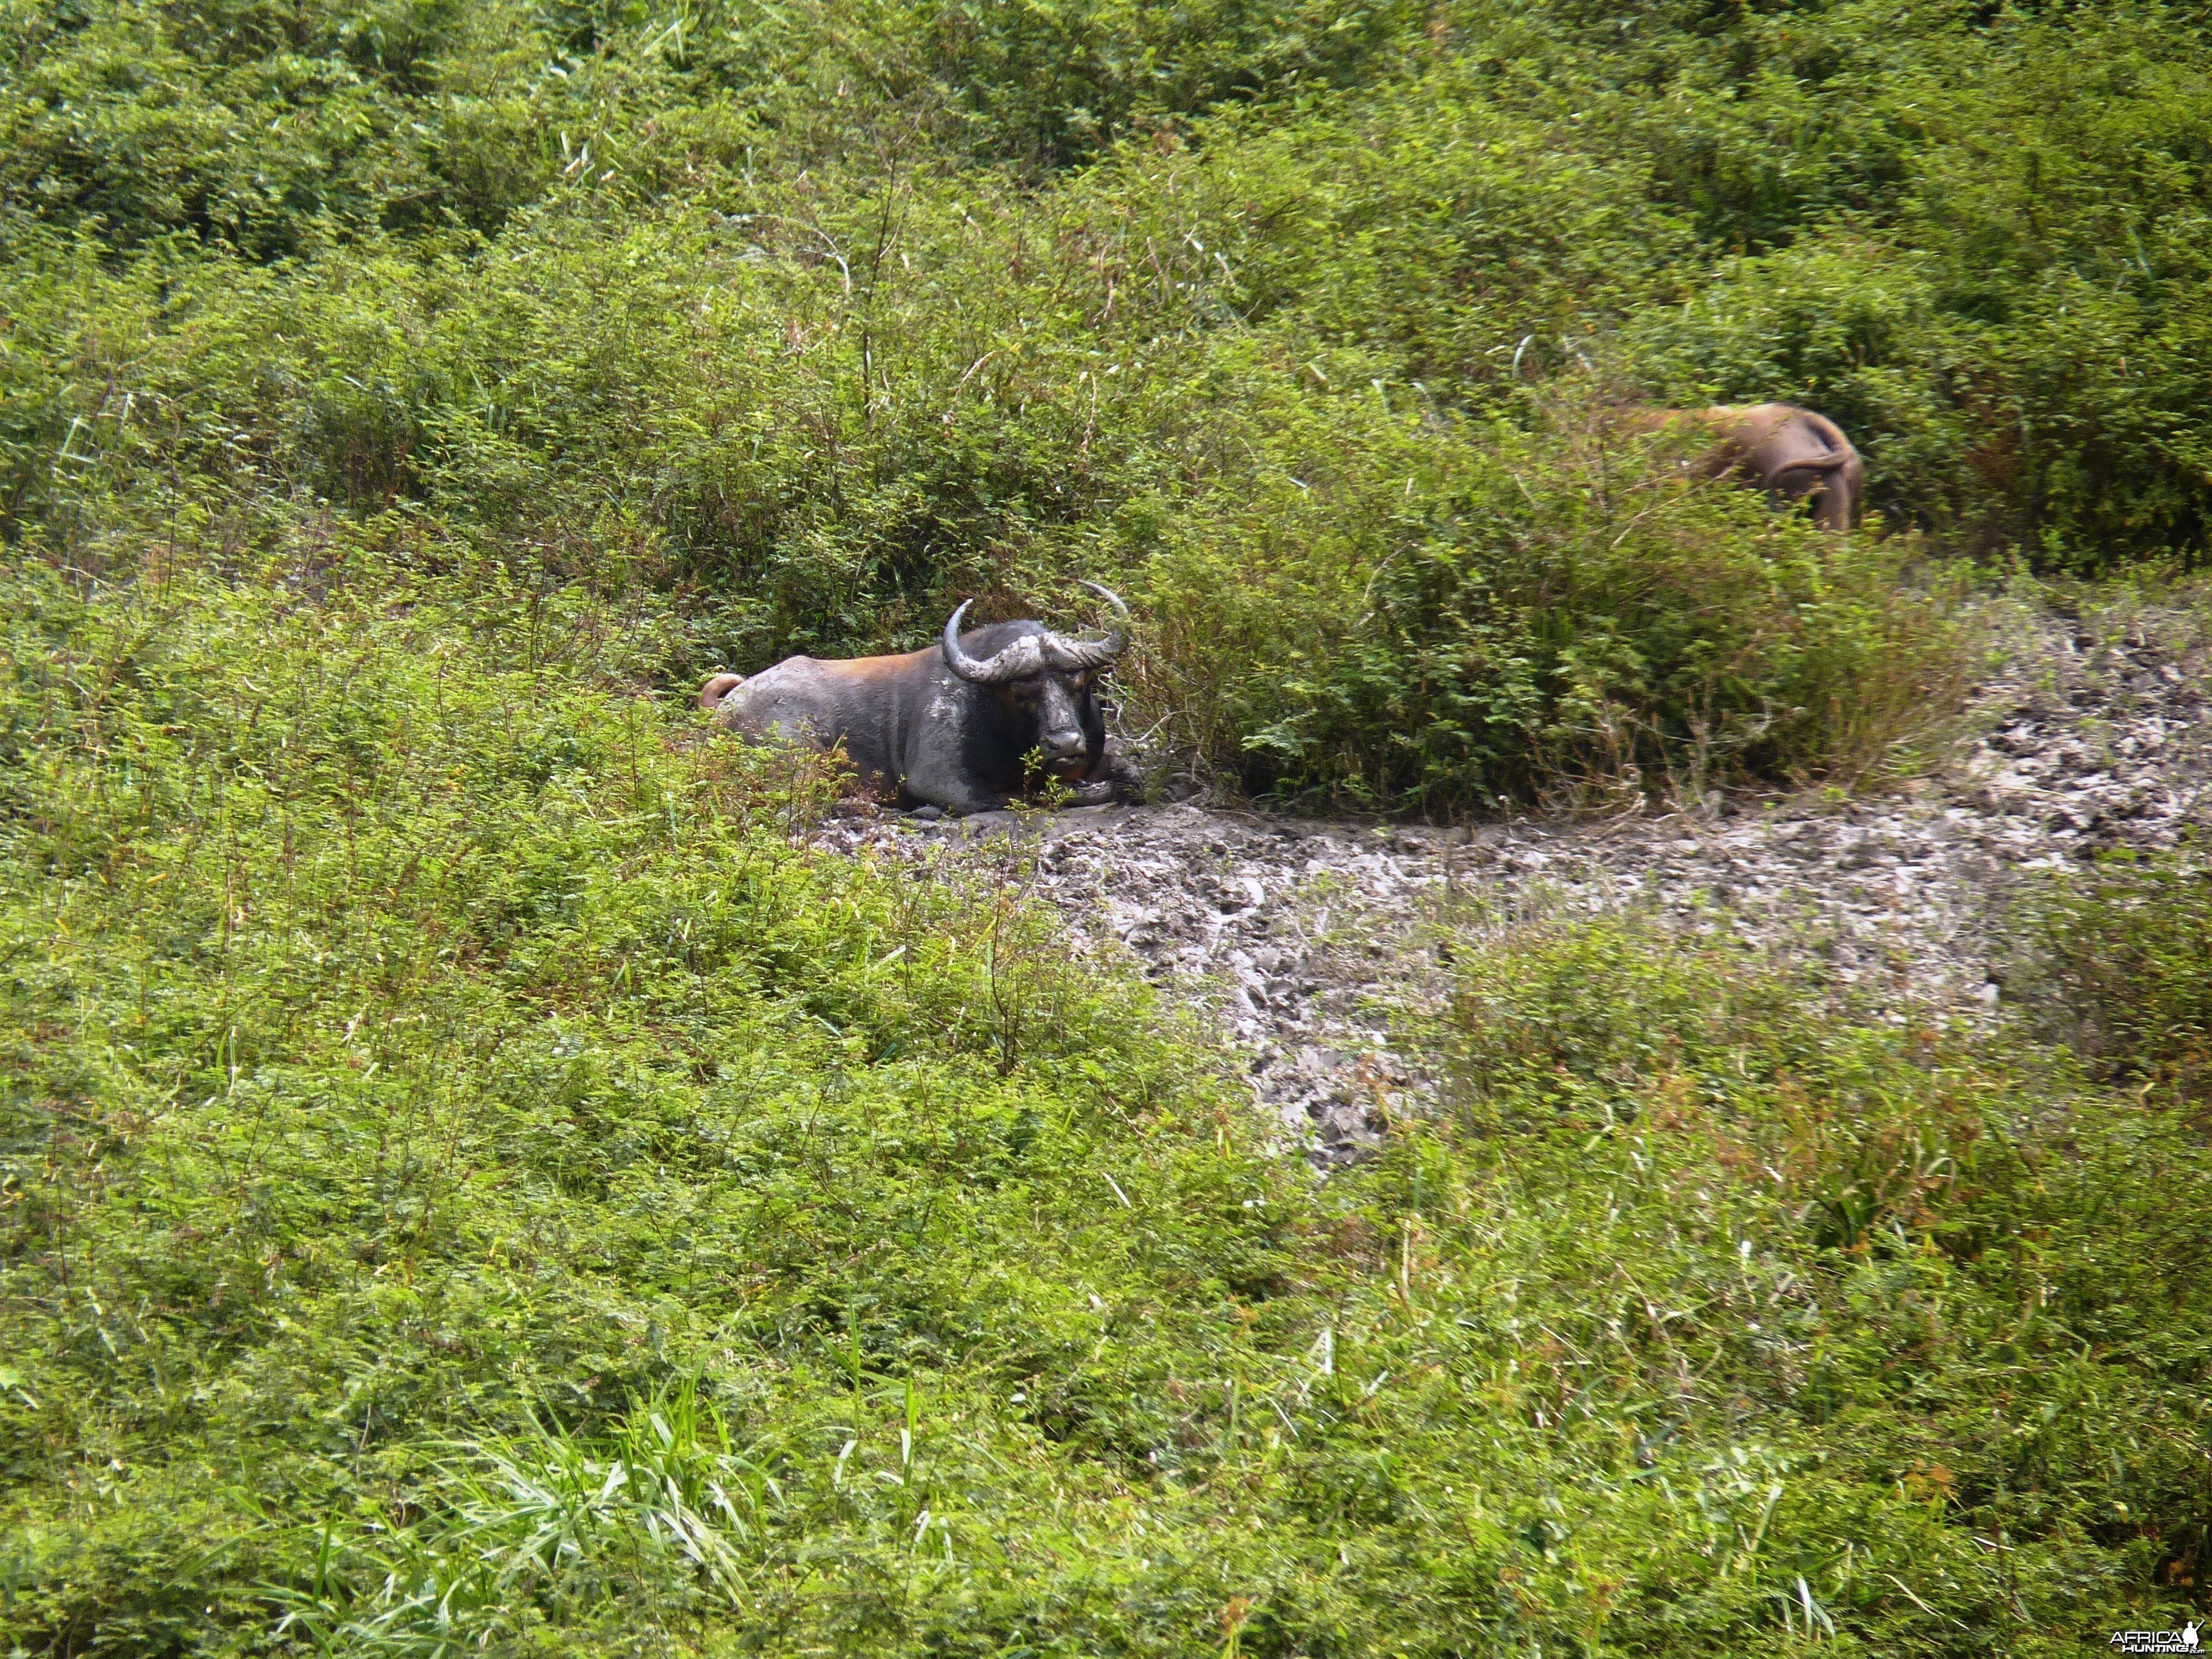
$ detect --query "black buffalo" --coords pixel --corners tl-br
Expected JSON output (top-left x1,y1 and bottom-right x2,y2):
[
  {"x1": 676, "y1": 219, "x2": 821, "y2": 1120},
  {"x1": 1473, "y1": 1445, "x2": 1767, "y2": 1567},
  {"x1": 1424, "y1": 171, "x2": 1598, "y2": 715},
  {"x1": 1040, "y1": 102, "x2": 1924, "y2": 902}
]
[{"x1": 699, "y1": 584, "x2": 1131, "y2": 816}]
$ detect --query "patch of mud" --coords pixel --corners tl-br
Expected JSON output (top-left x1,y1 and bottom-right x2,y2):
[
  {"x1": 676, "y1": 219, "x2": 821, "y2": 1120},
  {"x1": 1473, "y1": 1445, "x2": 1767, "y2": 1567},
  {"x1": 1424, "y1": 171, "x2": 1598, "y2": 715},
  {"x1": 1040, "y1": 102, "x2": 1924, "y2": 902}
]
[{"x1": 817, "y1": 604, "x2": 2211, "y2": 1160}]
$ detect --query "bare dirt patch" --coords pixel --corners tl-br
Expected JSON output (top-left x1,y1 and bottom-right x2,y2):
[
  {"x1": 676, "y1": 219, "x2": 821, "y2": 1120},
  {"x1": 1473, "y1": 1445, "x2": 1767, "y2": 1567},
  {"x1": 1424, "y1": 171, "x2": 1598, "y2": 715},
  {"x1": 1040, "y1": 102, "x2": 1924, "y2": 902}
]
[{"x1": 815, "y1": 601, "x2": 2211, "y2": 1159}]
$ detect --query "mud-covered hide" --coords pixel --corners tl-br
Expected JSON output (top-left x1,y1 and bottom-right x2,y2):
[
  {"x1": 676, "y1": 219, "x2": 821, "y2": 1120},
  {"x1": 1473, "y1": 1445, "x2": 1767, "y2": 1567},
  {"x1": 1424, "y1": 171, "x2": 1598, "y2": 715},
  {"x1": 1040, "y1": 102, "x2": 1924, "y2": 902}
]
[{"x1": 702, "y1": 618, "x2": 1119, "y2": 817}]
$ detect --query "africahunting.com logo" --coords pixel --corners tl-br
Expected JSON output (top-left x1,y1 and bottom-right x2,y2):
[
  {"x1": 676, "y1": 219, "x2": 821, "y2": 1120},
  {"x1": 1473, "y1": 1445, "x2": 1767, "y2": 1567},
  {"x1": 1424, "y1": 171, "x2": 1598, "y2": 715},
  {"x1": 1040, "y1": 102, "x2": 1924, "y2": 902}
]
[{"x1": 2109, "y1": 1620, "x2": 2202, "y2": 1655}]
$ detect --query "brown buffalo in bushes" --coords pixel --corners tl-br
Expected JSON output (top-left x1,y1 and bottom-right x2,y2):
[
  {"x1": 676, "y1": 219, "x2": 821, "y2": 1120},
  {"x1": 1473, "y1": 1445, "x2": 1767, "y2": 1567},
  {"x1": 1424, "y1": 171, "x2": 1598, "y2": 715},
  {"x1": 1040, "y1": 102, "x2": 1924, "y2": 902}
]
[
  {"x1": 1631, "y1": 402, "x2": 1865, "y2": 531},
  {"x1": 700, "y1": 585, "x2": 1131, "y2": 816}
]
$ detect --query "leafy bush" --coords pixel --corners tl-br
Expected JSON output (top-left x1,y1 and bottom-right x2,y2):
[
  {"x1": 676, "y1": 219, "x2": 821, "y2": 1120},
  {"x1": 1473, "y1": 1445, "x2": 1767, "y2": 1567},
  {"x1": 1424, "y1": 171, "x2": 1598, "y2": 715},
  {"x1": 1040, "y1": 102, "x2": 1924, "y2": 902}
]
[
  {"x1": 11, "y1": 0, "x2": 2211, "y2": 810},
  {"x1": 8, "y1": 0, "x2": 2210, "y2": 594},
  {"x1": 1614, "y1": 3, "x2": 2212, "y2": 567},
  {"x1": 7, "y1": 0, "x2": 2212, "y2": 1646},
  {"x1": 1394, "y1": 901, "x2": 2212, "y2": 1651},
  {"x1": 0, "y1": 131, "x2": 1961, "y2": 807},
  {"x1": 2003, "y1": 848, "x2": 2212, "y2": 1101},
  {"x1": 1134, "y1": 389, "x2": 1966, "y2": 808}
]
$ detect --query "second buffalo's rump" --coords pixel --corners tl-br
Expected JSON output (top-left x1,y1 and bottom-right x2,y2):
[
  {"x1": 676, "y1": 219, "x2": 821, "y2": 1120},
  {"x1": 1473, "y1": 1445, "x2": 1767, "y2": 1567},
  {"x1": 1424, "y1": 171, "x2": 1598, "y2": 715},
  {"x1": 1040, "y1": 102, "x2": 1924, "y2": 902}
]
[{"x1": 1631, "y1": 401, "x2": 1864, "y2": 531}]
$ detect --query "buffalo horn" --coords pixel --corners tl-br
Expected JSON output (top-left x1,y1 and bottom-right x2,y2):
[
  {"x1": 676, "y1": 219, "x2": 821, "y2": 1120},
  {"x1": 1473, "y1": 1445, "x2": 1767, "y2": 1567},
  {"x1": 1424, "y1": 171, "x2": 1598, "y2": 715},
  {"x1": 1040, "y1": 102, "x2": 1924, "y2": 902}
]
[
  {"x1": 942, "y1": 584, "x2": 1134, "y2": 681},
  {"x1": 1039, "y1": 581, "x2": 1131, "y2": 671},
  {"x1": 941, "y1": 599, "x2": 1045, "y2": 684},
  {"x1": 1075, "y1": 579, "x2": 1131, "y2": 655}
]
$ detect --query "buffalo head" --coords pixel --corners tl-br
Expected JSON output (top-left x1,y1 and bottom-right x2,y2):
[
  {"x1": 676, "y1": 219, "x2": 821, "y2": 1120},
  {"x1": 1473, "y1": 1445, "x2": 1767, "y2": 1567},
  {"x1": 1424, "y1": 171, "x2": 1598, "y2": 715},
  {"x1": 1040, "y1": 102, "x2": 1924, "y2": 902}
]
[{"x1": 938, "y1": 580, "x2": 1129, "y2": 781}]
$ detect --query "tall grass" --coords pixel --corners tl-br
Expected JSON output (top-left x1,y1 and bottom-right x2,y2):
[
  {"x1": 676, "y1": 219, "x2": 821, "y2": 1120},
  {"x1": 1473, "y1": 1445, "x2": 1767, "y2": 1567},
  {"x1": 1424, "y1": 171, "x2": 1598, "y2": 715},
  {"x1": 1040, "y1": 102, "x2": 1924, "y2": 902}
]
[
  {"x1": 3, "y1": 547, "x2": 2203, "y2": 1650},
  {"x1": 7, "y1": 0, "x2": 2212, "y2": 1649},
  {"x1": 16, "y1": 0, "x2": 2212, "y2": 805},
  {"x1": 270, "y1": 1381, "x2": 777, "y2": 1651}
]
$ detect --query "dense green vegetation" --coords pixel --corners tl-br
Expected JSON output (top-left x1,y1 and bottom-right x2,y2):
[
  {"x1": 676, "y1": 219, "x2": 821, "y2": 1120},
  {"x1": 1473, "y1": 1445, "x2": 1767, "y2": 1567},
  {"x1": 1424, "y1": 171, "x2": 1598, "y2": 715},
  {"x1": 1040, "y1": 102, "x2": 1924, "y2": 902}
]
[
  {"x1": 6, "y1": 556, "x2": 2208, "y2": 1653},
  {"x1": 2004, "y1": 843, "x2": 2212, "y2": 1104},
  {"x1": 6, "y1": 0, "x2": 2212, "y2": 1652},
  {"x1": 7, "y1": 549, "x2": 2209, "y2": 1652},
  {"x1": 9, "y1": 0, "x2": 2210, "y2": 805}
]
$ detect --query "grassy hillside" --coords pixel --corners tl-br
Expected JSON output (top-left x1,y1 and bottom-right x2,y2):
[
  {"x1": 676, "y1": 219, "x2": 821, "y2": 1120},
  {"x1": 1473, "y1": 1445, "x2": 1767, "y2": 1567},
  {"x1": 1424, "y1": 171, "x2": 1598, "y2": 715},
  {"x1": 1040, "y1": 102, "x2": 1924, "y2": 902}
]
[
  {"x1": 4, "y1": 0, "x2": 2211, "y2": 1652},
  {"x1": 9, "y1": 0, "x2": 2211, "y2": 806},
  {"x1": 5, "y1": 555, "x2": 2208, "y2": 1653},
  {"x1": 7, "y1": 554, "x2": 2210, "y2": 1655}
]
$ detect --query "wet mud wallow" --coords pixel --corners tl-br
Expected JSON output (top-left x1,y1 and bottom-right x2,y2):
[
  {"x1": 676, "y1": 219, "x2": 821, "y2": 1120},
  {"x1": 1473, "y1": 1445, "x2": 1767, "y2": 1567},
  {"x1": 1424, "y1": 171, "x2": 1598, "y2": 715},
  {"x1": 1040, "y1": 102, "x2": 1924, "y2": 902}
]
[{"x1": 811, "y1": 603, "x2": 2212, "y2": 1161}]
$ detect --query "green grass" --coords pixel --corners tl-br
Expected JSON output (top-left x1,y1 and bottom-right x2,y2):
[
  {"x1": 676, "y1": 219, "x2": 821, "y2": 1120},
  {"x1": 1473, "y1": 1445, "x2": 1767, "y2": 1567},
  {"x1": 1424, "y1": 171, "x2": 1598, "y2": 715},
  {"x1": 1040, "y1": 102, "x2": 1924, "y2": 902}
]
[
  {"x1": 0, "y1": 550, "x2": 1306, "y2": 1650},
  {"x1": 12, "y1": 0, "x2": 2212, "y2": 808},
  {"x1": 7, "y1": 0, "x2": 2212, "y2": 1649},
  {"x1": 4, "y1": 551, "x2": 2206, "y2": 1651}
]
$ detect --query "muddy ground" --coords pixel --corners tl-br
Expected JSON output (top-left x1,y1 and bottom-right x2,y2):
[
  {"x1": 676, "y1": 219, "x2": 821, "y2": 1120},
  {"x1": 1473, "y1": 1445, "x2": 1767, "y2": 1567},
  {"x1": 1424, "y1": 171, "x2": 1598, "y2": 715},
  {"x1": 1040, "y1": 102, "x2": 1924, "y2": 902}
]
[{"x1": 813, "y1": 600, "x2": 2211, "y2": 1159}]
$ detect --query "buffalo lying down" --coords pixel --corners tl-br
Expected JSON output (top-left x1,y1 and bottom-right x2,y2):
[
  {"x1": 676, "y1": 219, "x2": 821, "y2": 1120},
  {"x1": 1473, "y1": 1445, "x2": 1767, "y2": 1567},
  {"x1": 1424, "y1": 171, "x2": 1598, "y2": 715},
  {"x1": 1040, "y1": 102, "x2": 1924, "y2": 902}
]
[
  {"x1": 700, "y1": 585, "x2": 1130, "y2": 817},
  {"x1": 1632, "y1": 402, "x2": 1864, "y2": 531}
]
